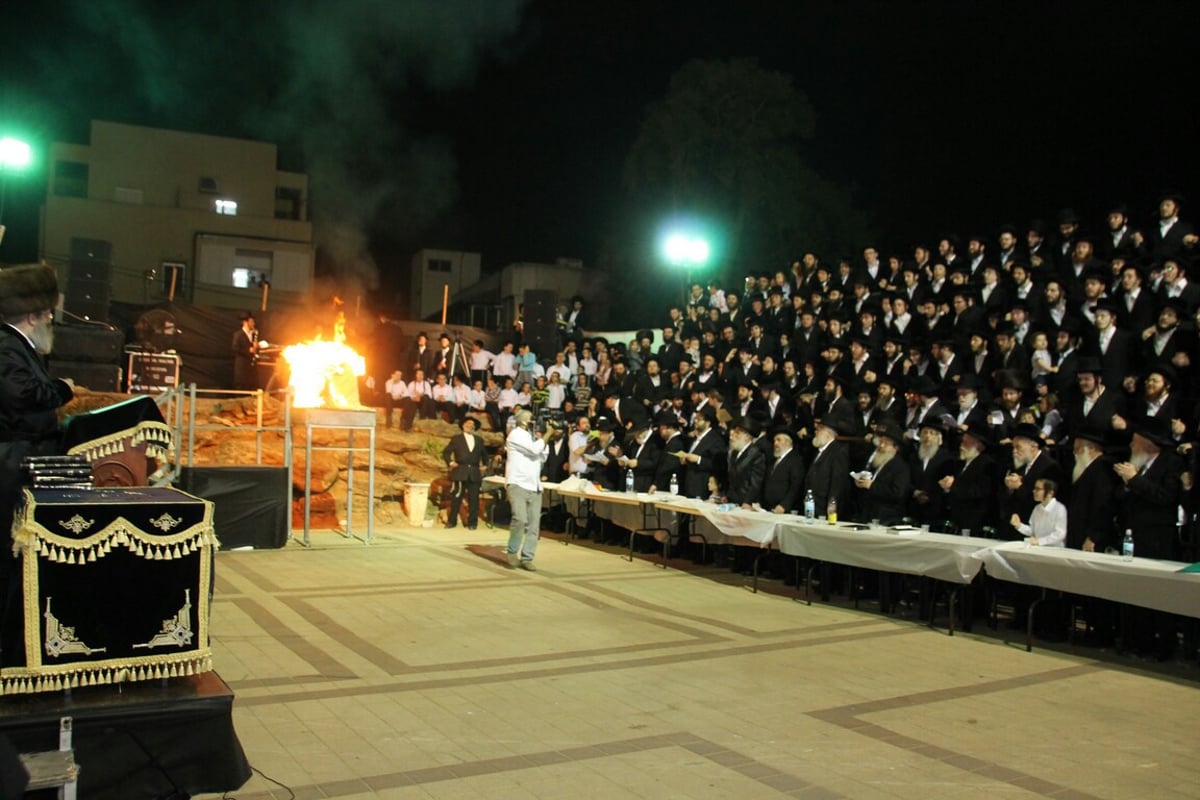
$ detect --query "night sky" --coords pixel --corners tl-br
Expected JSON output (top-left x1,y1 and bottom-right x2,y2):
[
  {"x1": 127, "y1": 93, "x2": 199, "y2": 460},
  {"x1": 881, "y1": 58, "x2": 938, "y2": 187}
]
[{"x1": 2, "y1": 1, "x2": 1198, "y2": 312}]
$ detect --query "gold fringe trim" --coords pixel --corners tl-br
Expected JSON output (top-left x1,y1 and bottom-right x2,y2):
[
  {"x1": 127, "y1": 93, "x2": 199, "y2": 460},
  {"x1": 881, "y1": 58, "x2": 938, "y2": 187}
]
[
  {"x1": 64, "y1": 421, "x2": 175, "y2": 462},
  {"x1": 0, "y1": 651, "x2": 213, "y2": 695}
]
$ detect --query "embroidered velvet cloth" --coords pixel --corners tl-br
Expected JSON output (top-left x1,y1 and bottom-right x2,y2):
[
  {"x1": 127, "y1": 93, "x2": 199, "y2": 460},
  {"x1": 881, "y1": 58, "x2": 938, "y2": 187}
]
[{"x1": 3, "y1": 487, "x2": 216, "y2": 694}]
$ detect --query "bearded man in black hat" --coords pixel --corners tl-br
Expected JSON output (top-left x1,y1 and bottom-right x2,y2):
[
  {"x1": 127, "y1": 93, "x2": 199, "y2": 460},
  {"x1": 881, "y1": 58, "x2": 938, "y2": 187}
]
[
  {"x1": 1002, "y1": 423, "x2": 1065, "y2": 539},
  {"x1": 442, "y1": 416, "x2": 489, "y2": 529},
  {"x1": 854, "y1": 420, "x2": 912, "y2": 525},
  {"x1": 0, "y1": 264, "x2": 74, "y2": 506}
]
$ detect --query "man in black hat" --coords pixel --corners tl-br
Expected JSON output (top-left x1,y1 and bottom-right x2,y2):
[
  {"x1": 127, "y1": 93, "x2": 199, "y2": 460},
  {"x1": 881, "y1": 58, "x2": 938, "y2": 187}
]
[
  {"x1": 853, "y1": 420, "x2": 911, "y2": 525},
  {"x1": 677, "y1": 405, "x2": 727, "y2": 499},
  {"x1": 633, "y1": 355, "x2": 670, "y2": 411},
  {"x1": 802, "y1": 408, "x2": 852, "y2": 518},
  {"x1": 648, "y1": 411, "x2": 686, "y2": 493},
  {"x1": 1101, "y1": 203, "x2": 1144, "y2": 262},
  {"x1": 1060, "y1": 357, "x2": 1124, "y2": 445},
  {"x1": 1068, "y1": 427, "x2": 1119, "y2": 552},
  {"x1": 1054, "y1": 208, "x2": 1081, "y2": 272},
  {"x1": 232, "y1": 310, "x2": 260, "y2": 390},
  {"x1": 908, "y1": 417, "x2": 953, "y2": 525},
  {"x1": 1115, "y1": 262, "x2": 1156, "y2": 334},
  {"x1": 939, "y1": 420, "x2": 999, "y2": 535},
  {"x1": 1154, "y1": 255, "x2": 1200, "y2": 317},
  {"x1": 1083, "y1": 298, "x2": 1135, "y2": 391},
  {"x1": 0, "y1": 263, "x2": 75, "y2": 524},
  {"x1": 763, "y1": 428, "x2": 805, "y2": 513},
  {"x1": 1134, "y1": 191, "x2": 1196, "y2": 263},
  {"x1": 619, "y1": 419, "x2": 660, "y2": 493},
  {"x1": 1141, "y1": 297, "x2": 1191, "y2": 369},
  {"x1": 1002, "y1": 423, "x2": 1064, "y2": 539},
  {"x1": 725, "y1": 417, "x2": 766, "y2": 507},
  {"x1": 442, "y1": 416, "x2": 489, "y2": 529},
  {"x1": 1113, "y1": 365, "x2": 1183, "y2": 434},
  {"x1": 1115, "y1": 415, "x2": 1185, "y2": 659},
  {"x1": 904, "y1": 374, "x2": 950, "y2": 441}
]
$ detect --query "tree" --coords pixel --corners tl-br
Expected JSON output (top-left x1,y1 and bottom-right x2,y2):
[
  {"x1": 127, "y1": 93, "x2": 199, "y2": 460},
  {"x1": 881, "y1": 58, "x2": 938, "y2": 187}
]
[{"x1": 616, "y1": 57, "x2": 870, "y2": 312}]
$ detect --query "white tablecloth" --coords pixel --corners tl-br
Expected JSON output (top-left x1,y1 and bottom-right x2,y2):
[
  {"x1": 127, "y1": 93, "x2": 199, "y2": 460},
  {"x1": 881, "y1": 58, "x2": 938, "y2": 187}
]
[
  {"x1": 773, "y1": 523, "x2": 991, "y2": 584},
  {"x1": 978, "y1": 542, "x2": 1200, "y2": 617}
]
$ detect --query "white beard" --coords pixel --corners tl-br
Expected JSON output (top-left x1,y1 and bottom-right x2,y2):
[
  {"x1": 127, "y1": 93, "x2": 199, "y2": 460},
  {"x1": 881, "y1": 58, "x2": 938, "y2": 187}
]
[
  {"x1": 1072, "y1": 453, "x2": 1095, "y2": 483},
  {"x1": 30, "y1": 322, "x2": 54, "y2": 355},
  {"x1": 1129, "y1": 451, "x2": 1150, "y2": 471},
  {"x1": 918, "y1": 442, "x2": 940, "y2": 462}
]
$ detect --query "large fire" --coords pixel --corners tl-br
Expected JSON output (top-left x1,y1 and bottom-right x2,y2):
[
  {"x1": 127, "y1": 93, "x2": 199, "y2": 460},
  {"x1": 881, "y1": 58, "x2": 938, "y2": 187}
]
[{"x1": 282, "y1": 314, "x2": 366, "y2": 408}]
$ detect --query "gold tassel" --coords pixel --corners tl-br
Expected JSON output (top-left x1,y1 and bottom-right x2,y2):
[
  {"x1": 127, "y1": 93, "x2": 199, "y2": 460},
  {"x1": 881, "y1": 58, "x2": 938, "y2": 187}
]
[
  {"x1": 66, "y1": 550, "x2": 76, "y2": 565},
  {"x1": 87, "y1": 549, "x2": 96, "y2": 563}
]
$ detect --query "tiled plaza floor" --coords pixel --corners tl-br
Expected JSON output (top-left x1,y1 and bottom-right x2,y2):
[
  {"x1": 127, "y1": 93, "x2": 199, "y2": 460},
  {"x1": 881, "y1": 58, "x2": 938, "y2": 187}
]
[{"x1": 198, "y1": 518, "x2": 1200, "y2": 800}]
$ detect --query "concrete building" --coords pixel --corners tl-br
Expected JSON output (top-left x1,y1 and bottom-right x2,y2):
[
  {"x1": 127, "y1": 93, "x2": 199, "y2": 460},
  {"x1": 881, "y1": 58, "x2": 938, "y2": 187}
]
[
  {"x1": 433, "y1": 258, "x2": 610, "y2": 341},
  {"x1": 409, "y1": 248, "x2": 482, "y2": 322},
  {"x1": 41, "y1": 120, "x2": 313, "y2": 317}
]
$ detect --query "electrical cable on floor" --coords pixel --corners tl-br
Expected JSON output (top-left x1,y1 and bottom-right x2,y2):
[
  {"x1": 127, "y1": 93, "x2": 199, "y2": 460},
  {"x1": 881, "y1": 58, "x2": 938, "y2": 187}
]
[{"x1": 222, "y1": 765, "x2": 296, "y2": 799}]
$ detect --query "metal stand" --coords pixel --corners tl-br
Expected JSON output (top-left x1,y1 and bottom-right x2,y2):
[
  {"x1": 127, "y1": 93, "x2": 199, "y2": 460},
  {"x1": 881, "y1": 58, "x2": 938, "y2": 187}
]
[{"x1": 302, "y1": 408, "x2": 377, "y2": 546}]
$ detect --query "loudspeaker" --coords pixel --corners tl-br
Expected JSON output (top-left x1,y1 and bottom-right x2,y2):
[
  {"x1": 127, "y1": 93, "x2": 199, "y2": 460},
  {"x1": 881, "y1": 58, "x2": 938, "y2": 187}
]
[
  {"x1": 69, "y1": 237, "x2": 112, "y2": 263},
  {"x1": 48, "y1": 361, "x2": 122, "y2": 392},
  {"x1": 178, "y1": 466, "x2": 291, "y2": 549},
  {"x1": 52, "y1": 324, "x2": 124, "y2": 363},
  {"x1": 522, "y1": 289, "x2": 558, "y2": 358},
  {"x1": 67, "y1": 261, "x2": 110, "y2": 283},
  {"x1": 65, "y1": 276, "x2": 111, "y2": 322}
]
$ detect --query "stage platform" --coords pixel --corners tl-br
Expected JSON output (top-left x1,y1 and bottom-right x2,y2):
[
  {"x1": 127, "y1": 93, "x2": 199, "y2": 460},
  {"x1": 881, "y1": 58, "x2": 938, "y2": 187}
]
[{"x1": 0, "y1": 671, "x2": 249, "y2": 798}]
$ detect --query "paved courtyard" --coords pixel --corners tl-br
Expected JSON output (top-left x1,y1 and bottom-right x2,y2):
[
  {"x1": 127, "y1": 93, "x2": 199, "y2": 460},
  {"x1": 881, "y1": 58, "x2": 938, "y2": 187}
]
[{"x1": 198, "y1": 518, "x2": 1200, "y2": 799}]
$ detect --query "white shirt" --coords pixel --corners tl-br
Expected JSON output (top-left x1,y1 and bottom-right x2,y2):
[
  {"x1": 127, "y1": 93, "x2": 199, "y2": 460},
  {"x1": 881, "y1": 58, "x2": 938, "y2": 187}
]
[
  {"x1": 505, "y1": 426, "x2": 548, "y2": 492},
  {"x1": 469, "y1": 349, "x2": 495, "y2": 371},
  {"x1": 1016, "y1": 497, "x2": 1067, "y2": 547},
  {"x1": 493, "y1": 351, "x2": 517, "y2": 377},
  {"x1": 547, "y1": 364, "x2": 573, "y2": 383},
  {"x1": 385, "y1": 376, "x2": 409, "y2": 400}
]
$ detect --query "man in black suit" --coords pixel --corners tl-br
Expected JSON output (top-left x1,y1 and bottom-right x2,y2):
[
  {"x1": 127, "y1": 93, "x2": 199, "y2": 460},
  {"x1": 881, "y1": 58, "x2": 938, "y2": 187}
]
[
  {"x1": 619, "y1": 421, "x2": 660, "y2": 492},
  {"x1": 1136, "y1": 191, "x2": 1196, "y2": 263},
  {"x1": 938, "y1": 420, "x2": 999, "y2": 535},
  {"x1": 231, "y1": 311, "x2": 260, "y2": 390},
  {"x1": 725, "y1": 417, "x2": 767, "y2": 506},
  {"x1": 648, "y1": 411, "x2": 686, "y2": 493},
  {"x1": 909, "y1": 417, "x2": 955, "y2": 526},
  {"x1": 853, "y1": 420, "x2": 912, "y2": 525},
  {"x1": 1115, "y1": 263, "x2": 1157, "y2": 335},
  {"x1": 1001, "y1": 423, "x2": 1065, "y2": 539},
  {"x1": 802, "y1": 407, "x2": 853, "y2": 517},
  {"x1": 1082, "y1": 298, "x2": 1136, "y2": 392},
  {"x1": 442, "y1": 416, "x2": 489, "y2": 529},
  {"x1": 1059, "y1": 357, "x2": 1125, "y2": 446},
  {"x1": 1115, "y1": 416, "x2": 1186, "y2": 658},
  {"x1": 1154, "y1": 255, "x2": 1200, "y2": 317},
  {"x1": 763, "y1": 428, "x2": 805, "y2": 512},
  {"x1": 1067, "y1": 428, "x2": 1119, "y2": 552},
  {"x1": 678, "y1": 406, "x2": 727, "y2": 498}
]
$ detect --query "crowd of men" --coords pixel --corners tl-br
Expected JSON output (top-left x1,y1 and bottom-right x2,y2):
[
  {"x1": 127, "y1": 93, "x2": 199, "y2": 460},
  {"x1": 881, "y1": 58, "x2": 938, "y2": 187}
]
[{"x1": 385, "y1": 194, "x2": 1200, "y2": 653}]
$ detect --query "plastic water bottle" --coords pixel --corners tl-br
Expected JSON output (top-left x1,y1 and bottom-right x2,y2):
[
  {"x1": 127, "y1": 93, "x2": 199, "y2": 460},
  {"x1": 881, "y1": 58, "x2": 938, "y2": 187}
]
[
  {"x1": 1122, "y1": 529, "x2": 1134, "y2": 561},
  {"x1": 827, "y1": 496, "x2": 838, "y2": 524},
  {"x1": 804, "y1": 489, "x2": 815, "y2": 522},
  {"x1": 625, "y1": 468, "x2": 635, "y2": 494},
  {"x1": 669, "y1": 474, "x2": 679, "y2": 495}
]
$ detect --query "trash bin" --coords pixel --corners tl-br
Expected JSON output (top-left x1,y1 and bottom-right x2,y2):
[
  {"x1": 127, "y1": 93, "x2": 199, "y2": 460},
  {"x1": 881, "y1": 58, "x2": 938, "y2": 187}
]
[{"x1": 404, "y1": 482, "x2": 430, "y2": 526}]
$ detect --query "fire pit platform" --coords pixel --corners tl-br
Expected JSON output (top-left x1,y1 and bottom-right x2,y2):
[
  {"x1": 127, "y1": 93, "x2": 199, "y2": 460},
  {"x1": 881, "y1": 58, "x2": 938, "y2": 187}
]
[{"x1": 301, "y1": 407, "x2": 377, "y2": 546}]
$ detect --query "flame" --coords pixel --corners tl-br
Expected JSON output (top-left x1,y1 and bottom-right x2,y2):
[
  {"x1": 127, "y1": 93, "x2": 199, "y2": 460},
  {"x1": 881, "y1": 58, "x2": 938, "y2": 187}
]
[{"x1": 282, "y1": 313, "x2": 366, "y2": 408}]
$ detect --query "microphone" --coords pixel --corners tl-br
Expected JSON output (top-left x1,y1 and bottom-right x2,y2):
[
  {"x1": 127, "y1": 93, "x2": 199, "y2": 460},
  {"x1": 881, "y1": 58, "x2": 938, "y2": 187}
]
[{"x1": 56, "y1": 307, "x2": 118, "y2": 331}]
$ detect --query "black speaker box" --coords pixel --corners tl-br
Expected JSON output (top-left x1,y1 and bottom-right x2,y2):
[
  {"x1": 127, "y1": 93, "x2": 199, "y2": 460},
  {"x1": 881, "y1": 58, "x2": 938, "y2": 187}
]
[
  {"x1": 48, "y1": 361, "x2": 122, "y2": 392},
  {"x1": 69, "y1": 237, "x2": 112, "y2": 263},
  {"x1": 65, "y1": 277, "x2": 110, "y2": 304},
  {"x1": 67, "y1": 261, "x2": 111, "y2": 283},
  {"x1": 522, "y1": 289, "x2": 558, "y2": 358},
  {"x1": 178, "y1": 466, "x2": 291, "y2": 549},
  {"x1": 52, "y1": 324, "x2": 125, "y2": 363}
]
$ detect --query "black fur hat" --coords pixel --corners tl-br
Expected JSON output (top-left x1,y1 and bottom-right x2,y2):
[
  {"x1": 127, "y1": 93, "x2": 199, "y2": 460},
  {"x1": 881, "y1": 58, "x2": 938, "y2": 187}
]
[{"x1": 0, "y1": 264, "x2": 59, "y2": 321}]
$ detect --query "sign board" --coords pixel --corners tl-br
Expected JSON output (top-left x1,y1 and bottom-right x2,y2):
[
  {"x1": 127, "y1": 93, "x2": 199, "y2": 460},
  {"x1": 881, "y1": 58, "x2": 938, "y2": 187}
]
[{"x1": 127, "y1": 352, "x2": 181, "y2": 393}]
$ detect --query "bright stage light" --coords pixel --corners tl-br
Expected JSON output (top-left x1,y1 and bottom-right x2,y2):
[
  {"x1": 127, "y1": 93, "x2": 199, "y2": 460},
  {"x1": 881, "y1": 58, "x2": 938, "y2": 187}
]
[
  {"x1": 661, "y1": 232, "x2": 711, "y2": 266},
  {"x1": 0, "y1": 137, "x2": 31, "y2": 169}
]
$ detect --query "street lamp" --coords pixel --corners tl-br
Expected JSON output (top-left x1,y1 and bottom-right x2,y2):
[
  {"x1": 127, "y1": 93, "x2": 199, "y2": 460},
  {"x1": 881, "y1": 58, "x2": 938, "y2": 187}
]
[
  {"x1": 660, "y1": 229, "x2": 711, "y2": 305},
  {"x1": 0, "y1": 136, "x2": 33, "y2": 245}
]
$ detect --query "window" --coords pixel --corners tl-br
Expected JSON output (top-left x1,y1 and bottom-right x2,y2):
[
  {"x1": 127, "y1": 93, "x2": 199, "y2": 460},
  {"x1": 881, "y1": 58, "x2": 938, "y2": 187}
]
[
  {"x1": 232, "y1": 249, "x2": 272, "y2": 288},
  {"x1": 215, "y1": 199, "x2": 238, "y2": 215},
  {"x1": 199, "y1": 177, "x2": 218, "y2": 193},
  {"x1": 53, "y1": 161, "x2": 89, "y2": 198},
  {"x1": 275, "y1": 186, "x2": 303, "y2": 220},
  {"x1": 428, "y1": 258, "x2": 451, "y2": 272}
]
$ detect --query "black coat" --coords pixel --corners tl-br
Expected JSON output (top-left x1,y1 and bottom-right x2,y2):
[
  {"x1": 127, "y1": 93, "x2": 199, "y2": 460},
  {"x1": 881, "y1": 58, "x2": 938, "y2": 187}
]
[
  {"x1": 726, "y1": 444, "x2": 766, "y2": 506},
  {"x1": 1067, "y1": 457, "x2": 1120, "y2": 551},
  {"x1": 802, "y1": 440, "x2": 849, "y2": 517},
  {"x1": 681, "y1": 428, "x2": 727, "y2": 499},
  {"x1": 858, "y1": 455, "x2": 912, "y2": 525},
  {"x1": 1002, "y1": 451, "x2": 1065, "y2": 538},
  {"x1": 542, "y1": 437, "x2": 570, "y2": 482},
  {"x1": 625, "y1": 434, "x2": 661, "y2": 492},
  {"x1": 763, "y1": 449, "x2": 805, "y2": 512},
  {"x1": 652, "y1": 431, "x2": 687, "y2": 492},
  {"x1": 908, "y1": 447, "x2": 954, "y2": 525},
  {"x1": 442, "y1": 433, "x2": 488, "y2": 483},
  {"x1": 1119, "y1": 451, "x2": 1184, "y2": 560},
  {"x1": 944, "y1": 453, "x2": 999, "y2": 534}
]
